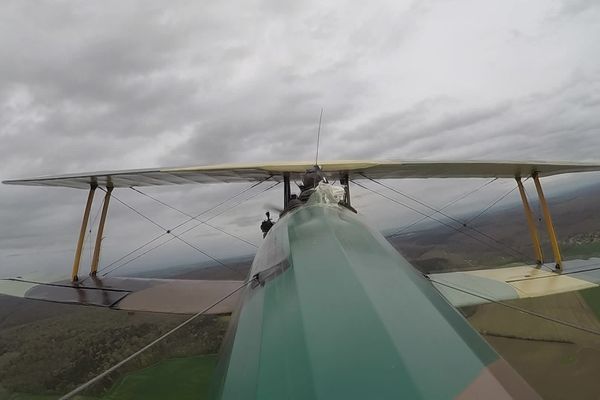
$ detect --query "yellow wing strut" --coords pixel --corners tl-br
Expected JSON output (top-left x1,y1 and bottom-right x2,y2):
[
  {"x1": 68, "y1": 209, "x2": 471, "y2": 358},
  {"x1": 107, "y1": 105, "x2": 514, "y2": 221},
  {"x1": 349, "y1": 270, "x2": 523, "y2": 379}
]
[
  {"x1": 90, "y1": 187, "x2": 113, "y2": 276},
  {"x1": 533, "y1": 173, "x2": 563, "y2": 270},
  {"x1": 71, "y1": 184, "x2": 97, "y2": 281},
  {"x1": 516, "y1": 178, "x2": 543, "y2": 265}
]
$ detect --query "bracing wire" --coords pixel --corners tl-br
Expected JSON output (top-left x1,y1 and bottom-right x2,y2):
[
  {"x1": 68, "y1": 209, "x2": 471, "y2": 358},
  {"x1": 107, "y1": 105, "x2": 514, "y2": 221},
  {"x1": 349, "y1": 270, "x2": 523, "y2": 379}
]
[
  {"x1": 129, "y1": 187, "x2": 258, "y2": 248},
  {"x1": 98, "y1": 189, "x2": 239, "y2": 275},
  {"x1": 97, "y1": 178, "x2": 271, "y2": 275},
  {"x1": 390, "y1": 178, "x2": 498, "y2": 237},
  {"x1": 352, "y1": 180, "x2": 500, "y2": 247},
  {"x1": 353, "y1": 178, "x2": 527, "y2": 256},
  {"x1": 463, "y1": 183, "x2": 521, "y2": 225},
  {"x1": 100, "y1": 181, "x2": 280, "y2": 277},
  {"x1": 98, "y1": 236, "x2": 172, "y2": 277},
  {"x1": 428, "y1": 277, "x2": 600, "y2": 337},
  {"x1": 369, "y1": 176, "x2": 528, "y2": 260},
  {"x1": 101, "y1": 181, "x2": 279, "y2": 276},
  {"x1": 58, "y1": 280, "x2": 251, "y2": 400},
  {"x1": 165, "y1": 177, "x2": 272, "y2": 233},
  {"x1": 107, "y1": 190, "x2": 170, "y2": 232},
  {"x1": 365, "y1": 175, "x2": 519, "y2": 236}
]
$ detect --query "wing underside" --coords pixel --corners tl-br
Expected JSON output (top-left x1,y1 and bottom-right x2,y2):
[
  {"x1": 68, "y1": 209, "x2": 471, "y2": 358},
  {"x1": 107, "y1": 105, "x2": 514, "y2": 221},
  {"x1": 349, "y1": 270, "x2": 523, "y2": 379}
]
[{"x1": 5, "y1": 160, "x2": 600, "y2": 189}]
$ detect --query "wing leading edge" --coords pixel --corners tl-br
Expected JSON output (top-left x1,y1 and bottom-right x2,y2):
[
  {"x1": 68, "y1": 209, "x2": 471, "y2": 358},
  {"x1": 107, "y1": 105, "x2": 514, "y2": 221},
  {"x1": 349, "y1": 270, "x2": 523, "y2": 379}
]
[{"x1": 5, "y1": 160, "x2": 600, "y2": 189}]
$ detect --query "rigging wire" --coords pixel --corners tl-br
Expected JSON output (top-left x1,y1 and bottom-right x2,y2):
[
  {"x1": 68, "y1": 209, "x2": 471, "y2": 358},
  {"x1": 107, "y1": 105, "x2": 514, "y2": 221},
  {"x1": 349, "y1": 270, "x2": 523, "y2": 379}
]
[
  {"x1": 149, "y1": 181, "x2": 280, "y2": 244},
  {"x1": 389, "y1": 178, "x2": 498, "y2": 237},
  {"x1": 100, "y1": 181, "x2": 280, "y2": 277},
  {"x1": 365, "y1": 175, "x2": 520, "y2": 241},
  {"x1": 428, "y1": 277, "x2": 600, "y2": 337},
  {"x1": 374, "y1": 177, "x2": 528, "y2": 260},
  {"x1": 354, "y1": 179, "x2": 530, "y2": 261},
  {"x1": 62, "y1": 269, "x2": 600, "y2": 398},
  {"x1": 97, "y1": 178, "x2": 271, "y2": 275},
  {"x1": 163, "y1": 177, "x2": 272, "y2": 233},
  {"x1": 107, "y1": 190, "x2": 170, "y2": 231},
  {"x1": 58, "y1": 279, "x2": 251, "y2": 400},
  {"x1": 129, "y1": 187, "x2": 258, "y2": 248},
  {"x1": 352, "y1": 180, "x2": 516, "y2": 256},
  {"x1": 463, "y1": 183, "x2": 521, "y2": 225},
  {"x1": 99, "y1": 189, "x2": 241, "y2": 274}
]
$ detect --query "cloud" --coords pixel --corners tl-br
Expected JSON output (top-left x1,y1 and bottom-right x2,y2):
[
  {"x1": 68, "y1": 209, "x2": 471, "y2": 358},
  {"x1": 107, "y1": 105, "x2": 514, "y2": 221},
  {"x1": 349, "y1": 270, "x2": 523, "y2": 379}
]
[{"x1": 1, "y1": 0, "x2": 599, "y2": 278}]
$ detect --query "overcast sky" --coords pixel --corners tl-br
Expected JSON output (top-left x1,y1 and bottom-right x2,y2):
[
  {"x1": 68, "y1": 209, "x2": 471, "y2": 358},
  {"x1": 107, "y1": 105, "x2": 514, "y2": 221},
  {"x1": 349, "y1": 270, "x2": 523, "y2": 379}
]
[{"x1": 1, "y1": 0, "x2": 600, "y2": 279}]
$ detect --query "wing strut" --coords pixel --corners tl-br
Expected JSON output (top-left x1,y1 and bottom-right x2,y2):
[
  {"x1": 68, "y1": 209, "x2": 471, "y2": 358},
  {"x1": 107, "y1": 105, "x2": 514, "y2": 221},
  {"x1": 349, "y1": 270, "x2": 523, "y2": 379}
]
[
  {"x1": 283, "y1": 172, "x2": 290, "y2": 209},
  {"x1": 533, "y1": 173, "x2": 563, "y2": 270},
  {"x1": 340, "y1": 173, "x2": 351, "y2": 207},
  {"x1": 90, "y1": 186, "x2": 113, "y2": 276},
  {"x1": 72, "y1": 184, "x2": 97, "y2": 281},
  {"x1": 516, "y1": 178, "x2": 543, "y2": 265}
]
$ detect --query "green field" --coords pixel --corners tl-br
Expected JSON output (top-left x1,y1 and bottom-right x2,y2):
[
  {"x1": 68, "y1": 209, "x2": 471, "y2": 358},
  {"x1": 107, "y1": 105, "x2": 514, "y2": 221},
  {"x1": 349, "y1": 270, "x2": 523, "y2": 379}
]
[
  {"x1": 0, "y1": 354, "x2": 217, "y2": 400},
  {"x1": 102, "y1": 355, "x2": 217, "y2": 400},
  {"x1": 562, "y1": 242, "x2": 600, "y2": 259},
  {"x1": 580, "y1": 286, "x2": 600, "y2": 321},
  {"x1": 4, "y1": 355, "x2": 218, "y2": 400}
]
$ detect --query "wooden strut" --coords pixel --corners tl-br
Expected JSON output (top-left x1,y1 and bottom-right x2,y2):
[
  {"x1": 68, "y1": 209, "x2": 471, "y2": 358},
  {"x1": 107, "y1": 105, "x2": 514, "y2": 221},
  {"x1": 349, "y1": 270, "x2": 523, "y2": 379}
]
[
  {"x1": 515, "y1": 177, "x2": 543, "y2": 265},
  {"x1": 71, "y1": 184, "x2": 97, "y2": 281},
  {"x1": 90, "y1": 186, "x2": 113, "y2": 276},
  {"x1": 533, "y1": 173, "x2": 563, "y2": 271}
]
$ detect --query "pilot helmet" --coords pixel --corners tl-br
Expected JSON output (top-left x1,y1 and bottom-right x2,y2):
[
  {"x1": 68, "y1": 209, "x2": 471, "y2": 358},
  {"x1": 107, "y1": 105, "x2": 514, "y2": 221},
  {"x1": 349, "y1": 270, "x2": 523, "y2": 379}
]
[{"x1": 302, "y1": 166, "x2": 324, "y2": 189}]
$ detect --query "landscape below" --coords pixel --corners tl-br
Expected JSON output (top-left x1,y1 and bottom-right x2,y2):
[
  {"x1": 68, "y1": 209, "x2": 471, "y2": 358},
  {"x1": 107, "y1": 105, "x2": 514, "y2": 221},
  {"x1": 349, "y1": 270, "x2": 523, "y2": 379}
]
[{"x1": 3, "y1": 183, "x2": 600, "y2": 399}]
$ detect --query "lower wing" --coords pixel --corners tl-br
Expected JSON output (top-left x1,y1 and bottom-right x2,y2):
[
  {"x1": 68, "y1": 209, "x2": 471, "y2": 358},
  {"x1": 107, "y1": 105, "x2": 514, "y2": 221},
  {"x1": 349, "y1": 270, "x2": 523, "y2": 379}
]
[
  {"x1": 429, "y1": 258, "x2": 600, "y2": 307},
  {"x1": 0, "y1": 275, "x2": 244, "y2": 314}
]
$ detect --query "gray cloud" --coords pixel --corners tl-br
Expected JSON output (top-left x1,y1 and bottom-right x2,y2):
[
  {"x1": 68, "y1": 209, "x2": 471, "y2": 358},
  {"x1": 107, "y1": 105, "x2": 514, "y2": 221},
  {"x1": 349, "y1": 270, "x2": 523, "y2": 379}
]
[{"x1": 1, "y1": 0, "x2": 600, "y2": 278}]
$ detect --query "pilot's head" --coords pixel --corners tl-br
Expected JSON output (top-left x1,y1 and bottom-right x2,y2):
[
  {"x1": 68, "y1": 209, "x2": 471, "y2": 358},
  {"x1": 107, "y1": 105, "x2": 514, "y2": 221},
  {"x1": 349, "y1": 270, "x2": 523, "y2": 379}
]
[{"x1": 302, "y1": 166, "x2": 324, "y2": 189}]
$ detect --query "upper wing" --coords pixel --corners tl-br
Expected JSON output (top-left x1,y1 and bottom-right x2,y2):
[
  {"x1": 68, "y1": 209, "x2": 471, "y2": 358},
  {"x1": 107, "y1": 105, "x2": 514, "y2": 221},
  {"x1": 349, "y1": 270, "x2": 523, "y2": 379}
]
[
  {"x1": 4, "y1": 160, "x2": 600, "y2": 189},
  {"x1": 0, "y1": 275, "x2": 245, "y2": 314},
  {"x1": 428, "y1": 259, "x2": 600, "y2": 308}
]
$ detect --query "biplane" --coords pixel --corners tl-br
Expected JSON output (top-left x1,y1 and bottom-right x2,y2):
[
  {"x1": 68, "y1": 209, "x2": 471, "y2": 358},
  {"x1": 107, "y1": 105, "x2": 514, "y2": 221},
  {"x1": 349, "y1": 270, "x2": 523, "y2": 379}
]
[{"x1": 4, "y1": 160, "x2": 600, "y2": 399}]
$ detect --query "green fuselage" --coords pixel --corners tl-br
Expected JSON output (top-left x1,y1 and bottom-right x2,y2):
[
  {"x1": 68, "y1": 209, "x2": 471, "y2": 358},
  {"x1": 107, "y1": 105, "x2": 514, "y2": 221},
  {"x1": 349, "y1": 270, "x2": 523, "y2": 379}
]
[{"x1": 211, "y1": 189, "x2": 538, "y2": 399}]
